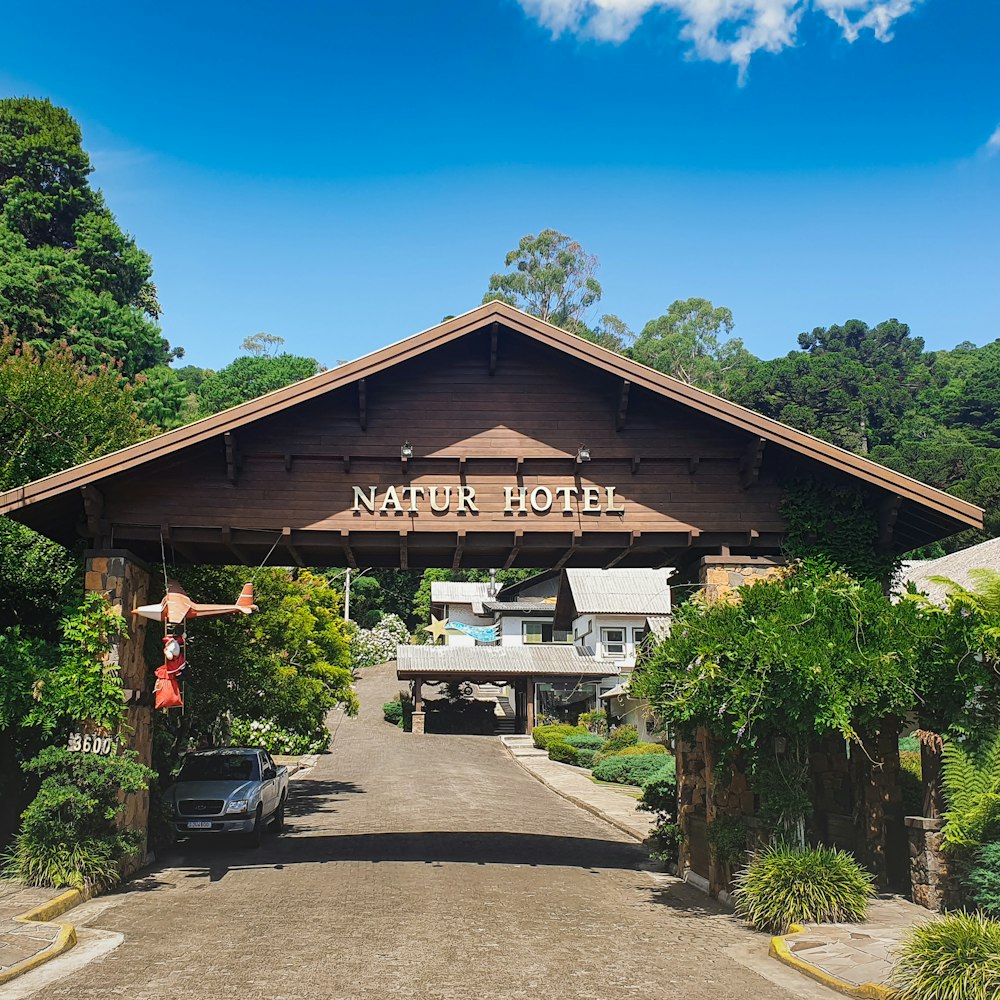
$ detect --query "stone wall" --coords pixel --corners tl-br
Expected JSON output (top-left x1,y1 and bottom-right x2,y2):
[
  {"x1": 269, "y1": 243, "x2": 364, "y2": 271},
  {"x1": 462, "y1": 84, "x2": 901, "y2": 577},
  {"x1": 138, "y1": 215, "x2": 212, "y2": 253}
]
[
  {"x1": 84, "y1": 550, "x2": 153, "y2": 855},
  {"x1": 697, "y1": 556, "x2": 786, "y2": 604}
]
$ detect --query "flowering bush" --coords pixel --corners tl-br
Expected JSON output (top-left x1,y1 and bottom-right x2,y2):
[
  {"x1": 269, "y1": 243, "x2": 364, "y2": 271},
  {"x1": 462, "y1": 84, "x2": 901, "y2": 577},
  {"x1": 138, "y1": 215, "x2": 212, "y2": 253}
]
[
  {"x1": 230, "y1": 717, "x2": 329, "y2": 755},
  {"x1": 351, "y1": 613, "x2": 410, "y2": 669}
]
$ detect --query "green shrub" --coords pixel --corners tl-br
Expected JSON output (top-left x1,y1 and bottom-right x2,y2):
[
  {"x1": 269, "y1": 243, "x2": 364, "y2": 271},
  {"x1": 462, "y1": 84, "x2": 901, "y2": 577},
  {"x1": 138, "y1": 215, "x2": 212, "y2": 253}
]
[
  {"x1": 965, "y1": 842, "x2": 1000, "y2": 918},
  {"x1": 707, "y1": 816, "x2": 748, "y2": 869},
  {"x1": 605, "y1": 724, "x2": 639, "y2": 751},
  {"x1": 575, "y1": 748, "x2": 597, "y2": 769},
  {"x1": 2, "y1": 747, "x2": 153, "y2": 890},
  {"x1": 899, "y1": 734, "x2": 921, "y2": 754},
  {"x1": 639, "y1": 764, "x2": 678, "y2": 815},
  {"x1": 547, "y1": 741, "x2": 579, "y2": 765},
  {"x1": 593, "y1": 753, "x2": 675, "y2": 787},
  {"x1": 615, "y1": 742, "x2": 667, "y2": 756},
  {"x1": 383, "y1": 700, "x2": 403, "y2": 725},
  {"x1": 532, "y1": 723, "x2": 584, "y2": 749},
  {"x1": 733, "y1": 844, "x2": 875, "y2": 934},
  {"x1": 578, "y1": 708, "x2": 608, "y2": 734},
  {"x1": 900, "y1": 750, "x2": 923, "y2": 817},
  {"x1": 230, "y1": 717, "x2": 328, "y2": 755},
  {"x1": 563, "y1": 733, "x2": 607, "y2": 750},
  {"x1": 892, "y1": 911, "x2": 1000, "y2": 1000}
]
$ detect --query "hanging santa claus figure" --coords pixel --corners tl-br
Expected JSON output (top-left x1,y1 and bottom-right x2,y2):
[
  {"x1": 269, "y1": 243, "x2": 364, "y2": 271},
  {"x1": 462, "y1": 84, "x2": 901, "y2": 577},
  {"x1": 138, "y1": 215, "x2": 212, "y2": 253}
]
[{"x1": 153, "y1": 629, "x2": 187, "y2": 710}]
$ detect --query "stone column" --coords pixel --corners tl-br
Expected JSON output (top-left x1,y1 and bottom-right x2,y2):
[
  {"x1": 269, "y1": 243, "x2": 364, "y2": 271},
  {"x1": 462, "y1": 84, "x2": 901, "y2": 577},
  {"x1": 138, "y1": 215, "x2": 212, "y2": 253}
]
[
  {"x1": 84, "y1": 550, "x2": 153, "y2": 860},
  {"x1": 411, "y1": 678, "x2": 425, "y2": 735},
  {"x1": 905, "y1": 817, "x2": 962, "y2": 911}
]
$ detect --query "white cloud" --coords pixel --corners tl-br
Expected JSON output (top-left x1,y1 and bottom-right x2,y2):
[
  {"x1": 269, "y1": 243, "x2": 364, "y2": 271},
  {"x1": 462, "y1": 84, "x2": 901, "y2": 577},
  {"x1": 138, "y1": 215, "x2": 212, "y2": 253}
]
[
  {"x1": 517, "y1": 0, "x2": 921, "y2": 79},
  {"x1": 986, "y1": 125, "x2": 1000, "y2": 157}
]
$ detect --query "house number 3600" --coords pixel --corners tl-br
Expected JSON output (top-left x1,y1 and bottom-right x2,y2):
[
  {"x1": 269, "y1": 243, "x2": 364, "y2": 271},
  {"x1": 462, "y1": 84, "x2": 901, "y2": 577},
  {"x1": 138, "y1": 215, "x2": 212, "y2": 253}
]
[{"x1": 67, "y1": 733, "x2": 114, "y2": 755}]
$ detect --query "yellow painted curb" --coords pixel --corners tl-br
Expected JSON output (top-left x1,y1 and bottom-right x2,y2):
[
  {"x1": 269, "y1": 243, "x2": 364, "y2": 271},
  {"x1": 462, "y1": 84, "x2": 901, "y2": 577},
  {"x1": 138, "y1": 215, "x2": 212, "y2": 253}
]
[
  {"x1": 0, "y1": 886, "x2": 90, "y2": 987},
  {"x1": 769, "y1": 924, "x2": 896, "y2": 1000}
]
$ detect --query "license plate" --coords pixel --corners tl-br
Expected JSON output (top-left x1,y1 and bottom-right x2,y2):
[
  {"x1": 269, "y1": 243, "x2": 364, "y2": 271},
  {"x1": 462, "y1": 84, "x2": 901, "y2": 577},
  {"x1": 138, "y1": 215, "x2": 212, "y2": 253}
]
[{"x1": 186, "y1": 820, "x2": 213, "y2": 829}]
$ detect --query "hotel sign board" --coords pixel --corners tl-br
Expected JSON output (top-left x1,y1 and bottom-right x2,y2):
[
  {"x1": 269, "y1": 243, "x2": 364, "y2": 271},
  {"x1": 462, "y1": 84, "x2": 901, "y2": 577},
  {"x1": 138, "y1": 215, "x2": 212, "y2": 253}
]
[{"x1": 352, "y1": 485, "x2": 626, "y2": 515}]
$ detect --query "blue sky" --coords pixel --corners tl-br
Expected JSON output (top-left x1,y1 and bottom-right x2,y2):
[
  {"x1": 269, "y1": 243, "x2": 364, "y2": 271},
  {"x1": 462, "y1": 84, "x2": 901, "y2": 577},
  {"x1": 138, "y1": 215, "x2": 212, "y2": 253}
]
[{"x1": 2, "y1": 1, "x2": 998, "y2": 369}]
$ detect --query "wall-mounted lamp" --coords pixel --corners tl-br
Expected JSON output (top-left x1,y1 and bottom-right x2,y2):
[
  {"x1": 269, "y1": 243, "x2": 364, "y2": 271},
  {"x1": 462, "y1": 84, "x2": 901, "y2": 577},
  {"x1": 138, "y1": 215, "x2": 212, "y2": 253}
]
[
  {"x1": 401, "y1": 441, "x2": 414, "y2": 460},
  {"x1": 576, "y1": 444, "x2": 591, "y2": 464}
]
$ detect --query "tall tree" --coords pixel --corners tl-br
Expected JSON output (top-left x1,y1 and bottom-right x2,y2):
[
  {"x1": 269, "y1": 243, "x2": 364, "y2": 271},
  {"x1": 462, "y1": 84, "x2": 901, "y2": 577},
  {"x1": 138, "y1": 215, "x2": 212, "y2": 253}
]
[
  {"x1": 483, "y1": 229, "x2": 602, "y2": 331},
  {"x1": 629, "y1": 297, "x2": 753, "y2": 394},
  {"x1": 0, "y1": 98, "x2": 172, "y2": 375},
  {"x1": 196, "y1": 352, "x2": 321, "y2": 414}
]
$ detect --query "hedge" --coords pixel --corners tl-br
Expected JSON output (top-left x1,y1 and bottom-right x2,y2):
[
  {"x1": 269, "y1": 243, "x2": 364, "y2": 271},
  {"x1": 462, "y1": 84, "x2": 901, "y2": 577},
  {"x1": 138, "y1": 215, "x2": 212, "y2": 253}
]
[
  {"x1": 547, "y1": 741, "x2": 580, "y2": 765},
  {"x1": 532, "y1": 724, "x2": 585, "y2": 749},
  {"x1": 563, "y1": 733, "x2": 607, "y2": 750},
  {"x1": 605, "y1": 724, "x2": 639, "y2": 751},
  {"x1": 593, "y1": 753, "x2": 675, "y2": 787},
  {"x1": 575, "y1": 748, "x2": 597, "y2": 769},
  {"x1": 615, "y1": 743, "x2": 667, "y2": 757}
]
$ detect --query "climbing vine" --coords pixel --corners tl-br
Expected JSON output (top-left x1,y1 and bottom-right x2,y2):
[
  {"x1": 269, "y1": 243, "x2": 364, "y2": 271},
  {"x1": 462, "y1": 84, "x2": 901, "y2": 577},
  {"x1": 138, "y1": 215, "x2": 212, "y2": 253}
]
[{"x1": 780, "y1": 479, "x2": 900, "y2": 581}]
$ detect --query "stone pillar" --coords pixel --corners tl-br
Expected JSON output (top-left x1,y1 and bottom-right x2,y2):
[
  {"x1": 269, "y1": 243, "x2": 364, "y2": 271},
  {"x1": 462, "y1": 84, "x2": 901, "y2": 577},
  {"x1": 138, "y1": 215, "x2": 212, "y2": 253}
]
[
  {"x1": 906, "y1": 817, "x2": 962, "y2": 911},
  {"x1": 697, "y1": 555, "x2": 785, "y2": 604},
  {"x1": 84, "y1": 550, "x2": 153, "y2": 857},
  {"x1": 411, "y1": 678, "x2": 424, "y2": 735},
  {"x1": 675, "y1": 733, "x2": 707, "y2": 877}
]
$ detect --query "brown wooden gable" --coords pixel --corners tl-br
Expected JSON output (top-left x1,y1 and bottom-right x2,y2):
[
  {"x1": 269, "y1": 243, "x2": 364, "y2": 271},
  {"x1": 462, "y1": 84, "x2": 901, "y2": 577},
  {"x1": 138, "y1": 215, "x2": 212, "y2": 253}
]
[{"x1": 0, "y1": 302, "x2": 983, "y2": 568}]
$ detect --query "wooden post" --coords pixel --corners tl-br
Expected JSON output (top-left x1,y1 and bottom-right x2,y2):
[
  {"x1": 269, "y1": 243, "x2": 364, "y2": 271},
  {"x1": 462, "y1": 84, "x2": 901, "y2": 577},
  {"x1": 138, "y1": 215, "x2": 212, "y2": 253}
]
[
  {"x1": 411, "y1": 678, "x2": 425, "y2": 735},
  {"x1": 525, "y1": 676, "x2": 535, "y2": 733}
]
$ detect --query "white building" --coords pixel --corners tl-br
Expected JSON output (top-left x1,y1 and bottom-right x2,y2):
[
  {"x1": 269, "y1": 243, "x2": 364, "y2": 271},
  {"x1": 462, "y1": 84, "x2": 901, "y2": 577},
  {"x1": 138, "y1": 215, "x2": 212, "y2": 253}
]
[{"x1": 401, "y1": 568, "x2": 674, "y2": 734}]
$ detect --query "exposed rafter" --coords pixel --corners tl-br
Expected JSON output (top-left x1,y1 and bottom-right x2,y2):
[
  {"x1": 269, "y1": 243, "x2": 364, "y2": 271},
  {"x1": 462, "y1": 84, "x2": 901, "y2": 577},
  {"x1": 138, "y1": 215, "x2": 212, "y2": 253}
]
[
  {"x1": 739, "y1": 437, "x2": 766, "y2": 489},
  {"x1": 452, "y1": 530, "x2": 466, "y2": 570},
  {"x1": 282, "y1": 526, "x2": 305, "y2": 568},
  {"x1": 553, "y1": 530, "x2": 583, "y2": 571},
  {"x1": 604, "y1": 530, "x2": 641, "y2": 569},
  {"x1": 340, "y1": 529, "x2": 357, "y2": 570},
  {"x1": 80, "y1": 485, "x2": 104, "y2": 540},
  {"x1": 400, "y1": 530, "x2": 409, "y2": 570},
  {"x1": 503, "y1": 529, "x2": 523, "y2": 569},
  {"x1": 616, "y1": 380, "x2": 631, "y2": 432}
]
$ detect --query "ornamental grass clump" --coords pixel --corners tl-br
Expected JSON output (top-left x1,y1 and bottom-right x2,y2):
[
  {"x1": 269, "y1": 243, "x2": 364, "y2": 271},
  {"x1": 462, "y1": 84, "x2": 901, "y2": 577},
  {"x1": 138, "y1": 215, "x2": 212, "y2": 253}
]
[
  {"x1": 891, "y1": 911, "x2": 1000, "y2": 1000},
  {"x1": 733, "y1": 844, "x2": 875, "y2": 934}
]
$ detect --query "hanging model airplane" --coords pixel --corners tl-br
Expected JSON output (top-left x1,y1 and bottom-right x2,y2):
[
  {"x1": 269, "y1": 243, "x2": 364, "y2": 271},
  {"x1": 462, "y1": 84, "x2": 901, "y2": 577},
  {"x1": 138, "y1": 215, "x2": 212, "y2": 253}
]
[{"x1": 133, "y1": 580, "x2": 257, "y2": 625}]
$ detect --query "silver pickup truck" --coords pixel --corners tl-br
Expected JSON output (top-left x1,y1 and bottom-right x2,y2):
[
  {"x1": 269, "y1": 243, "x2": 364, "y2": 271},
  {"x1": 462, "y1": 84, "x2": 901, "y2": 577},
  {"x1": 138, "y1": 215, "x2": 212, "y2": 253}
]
[{"x1": 165, "y1": 747, "x2": 289, "y2": 847}]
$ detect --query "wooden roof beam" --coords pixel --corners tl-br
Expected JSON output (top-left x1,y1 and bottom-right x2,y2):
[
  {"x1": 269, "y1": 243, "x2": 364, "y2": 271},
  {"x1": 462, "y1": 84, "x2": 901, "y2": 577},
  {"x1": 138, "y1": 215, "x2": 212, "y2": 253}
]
[
  {"x1": 616, "y1": 380, "x2": 630, "y2": 432},
  {"x1": 452, "y1": 530, "x2": 466, "y2": 570},
  {"x1": 400, "y1": 531, "x2": 409, "y2": 571},
  {"x1": 80, "y1": 485, "x2": 104, "y2": 540},
  {"x1": 340, "y1": 529, "x2": 357, "y2": 570},
  {"x1": 604, "y1": 530, "x2": 640, "y2": 570},
  {"x1": 221, "y1": 526, "x2": 249, "y2": 565},
  {"x1": 159, "y1": 523, "x2": 198, "y2": 564},
  {"x1": 282, "y1": 526, "x2": 305, "y2": 568},
  {"x1": 503, "y1": 529, "x2": 523, "y2": 570}
]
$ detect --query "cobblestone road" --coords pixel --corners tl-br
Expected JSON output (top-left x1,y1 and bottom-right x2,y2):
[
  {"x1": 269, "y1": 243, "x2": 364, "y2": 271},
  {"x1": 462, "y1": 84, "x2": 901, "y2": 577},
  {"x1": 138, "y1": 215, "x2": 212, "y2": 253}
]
[{"x1": 28, "y1": 665, "x2": 806, "y2": 1000}]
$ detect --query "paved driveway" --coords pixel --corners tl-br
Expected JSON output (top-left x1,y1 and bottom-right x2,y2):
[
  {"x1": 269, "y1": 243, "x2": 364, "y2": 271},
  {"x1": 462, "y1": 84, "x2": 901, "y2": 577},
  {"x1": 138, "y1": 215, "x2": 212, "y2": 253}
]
[{"x1": 29, "y1": 665, "x2": 808, "y2": 1000}]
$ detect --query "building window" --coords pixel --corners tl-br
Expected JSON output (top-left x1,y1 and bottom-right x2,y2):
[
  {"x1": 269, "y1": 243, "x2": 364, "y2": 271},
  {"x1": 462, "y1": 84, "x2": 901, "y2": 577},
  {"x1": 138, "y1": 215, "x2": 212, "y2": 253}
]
[
  {"x1": 601, "y1": 627, "x2": 626, "y2": 656},
  {"x1": 632, "y1": 627, "x2": 647, "y2": 646},
  {"x1": 522, "y1": 621, "x2": 571, "y2": 644}
]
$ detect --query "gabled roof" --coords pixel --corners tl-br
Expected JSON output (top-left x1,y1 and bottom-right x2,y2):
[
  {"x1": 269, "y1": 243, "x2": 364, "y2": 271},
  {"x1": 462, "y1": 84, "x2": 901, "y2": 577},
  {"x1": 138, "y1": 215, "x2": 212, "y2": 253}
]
[
  {"x1": 430, "y1": 581, "x2": 495, "y2": 605},
  {"x1": 896, "y1": 537, "x2": 1000, "y2": 606},
  {"x1": 396, "y1": 643, "x2": 614, "y2": 679},
  {"x1": 554, "y1": 568, "x2": 674, "y2": 628},
  {"x1": 0, "y1": 301, "x2": 984, "y2": 543}
]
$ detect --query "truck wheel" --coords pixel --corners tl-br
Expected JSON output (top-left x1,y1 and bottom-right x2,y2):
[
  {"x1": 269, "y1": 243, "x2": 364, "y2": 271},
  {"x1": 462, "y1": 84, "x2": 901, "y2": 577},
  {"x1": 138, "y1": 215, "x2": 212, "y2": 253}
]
[
  {"x1": 246, "y1": 805, "x2": 263, "y2": 848},
  {"x1": 271, "y1": 796, "x2": 285, "y2": 833}
]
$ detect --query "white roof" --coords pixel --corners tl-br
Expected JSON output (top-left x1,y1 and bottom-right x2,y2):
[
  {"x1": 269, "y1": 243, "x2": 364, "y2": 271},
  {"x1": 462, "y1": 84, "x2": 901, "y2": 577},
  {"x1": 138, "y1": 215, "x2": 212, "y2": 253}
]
[
  {"x1": 397, "y1": 644, "x2": 615, "y2": 679},
  {"x1": 430, "y1": 581, "x2": 495, "y2": 605},
  {"x1": 564, "y1": 569, "x2": 674, "y2": 615},
  {"x1": 897, "y1": 537, "x2": 1000, "y2": 606}
]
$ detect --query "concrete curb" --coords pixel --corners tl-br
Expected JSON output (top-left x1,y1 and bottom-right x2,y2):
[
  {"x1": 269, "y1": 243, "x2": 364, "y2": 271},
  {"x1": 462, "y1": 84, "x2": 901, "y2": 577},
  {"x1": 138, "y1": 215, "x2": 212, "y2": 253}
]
[
  {"x1": 0, "y1": 885, "x2": 93, "y2": 987},
  {"x1": 510, "y1": 755, "x2": 648, "y2": 844},
  {"x1": 768, "y1": 925, "x2": 896, "y2": 1000}
]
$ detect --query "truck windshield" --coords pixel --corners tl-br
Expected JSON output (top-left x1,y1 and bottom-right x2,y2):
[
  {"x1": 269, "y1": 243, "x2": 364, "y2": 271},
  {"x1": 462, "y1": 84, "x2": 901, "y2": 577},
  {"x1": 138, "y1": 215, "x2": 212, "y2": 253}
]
[{"x1": 178, "y1": 754, "x2": 258, "y2": 782}]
